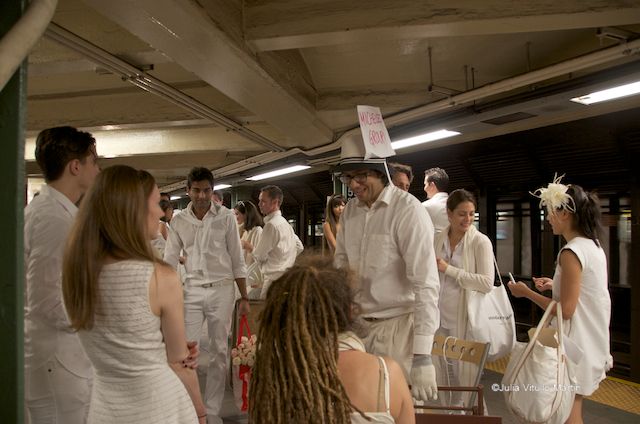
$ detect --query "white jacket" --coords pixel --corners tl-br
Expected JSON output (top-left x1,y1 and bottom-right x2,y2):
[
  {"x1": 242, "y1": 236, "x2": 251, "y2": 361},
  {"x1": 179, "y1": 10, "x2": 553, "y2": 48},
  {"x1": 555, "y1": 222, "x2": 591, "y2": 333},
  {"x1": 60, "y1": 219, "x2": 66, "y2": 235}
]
[{"x1": 433, "y1": 224, "x2": 494, "y2": 406}]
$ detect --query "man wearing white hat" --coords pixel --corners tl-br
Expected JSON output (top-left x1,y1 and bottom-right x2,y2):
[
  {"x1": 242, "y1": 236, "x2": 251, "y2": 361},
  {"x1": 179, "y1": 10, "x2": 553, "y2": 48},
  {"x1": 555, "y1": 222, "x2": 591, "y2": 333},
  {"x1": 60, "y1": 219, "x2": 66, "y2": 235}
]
[{"x1": 334, "y1": 134, "x2": 440, "y2": 401}]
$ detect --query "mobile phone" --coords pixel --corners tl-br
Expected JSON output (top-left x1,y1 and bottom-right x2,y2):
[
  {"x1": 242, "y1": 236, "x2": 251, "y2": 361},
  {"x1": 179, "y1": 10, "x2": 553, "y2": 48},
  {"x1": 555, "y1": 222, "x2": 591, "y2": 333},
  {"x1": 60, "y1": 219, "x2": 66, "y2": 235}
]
[{"x1": 508, "y1": 272, "x2": 516, "y2": 284}]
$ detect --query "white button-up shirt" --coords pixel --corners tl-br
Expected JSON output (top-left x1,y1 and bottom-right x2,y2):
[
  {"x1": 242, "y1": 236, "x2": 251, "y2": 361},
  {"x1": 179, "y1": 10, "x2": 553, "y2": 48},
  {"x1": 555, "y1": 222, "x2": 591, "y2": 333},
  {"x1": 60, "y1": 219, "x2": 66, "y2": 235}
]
[
  {"x1": 252, "y1": 210, "x2": 303, "y2": 293},
  {"x1": 164, "y1": 202, "x2": 246, "y2": 283},
  {"x1": 423, "y1": 192, "x2": 449, "y2": 234},
  {"x1": 24, "y1": 185, "x2": 92, "y2": 376},
  {"x1": 335, "y1": 185, "x2": 440, "y2": 355}
]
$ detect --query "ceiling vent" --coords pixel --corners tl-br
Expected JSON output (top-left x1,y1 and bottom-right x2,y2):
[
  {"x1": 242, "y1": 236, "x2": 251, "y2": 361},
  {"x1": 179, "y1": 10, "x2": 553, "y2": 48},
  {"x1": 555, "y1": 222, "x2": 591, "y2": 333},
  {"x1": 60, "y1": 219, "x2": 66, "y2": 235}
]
[{"x1": 481, "y1": 112, "x2": 537, "y2": 126}]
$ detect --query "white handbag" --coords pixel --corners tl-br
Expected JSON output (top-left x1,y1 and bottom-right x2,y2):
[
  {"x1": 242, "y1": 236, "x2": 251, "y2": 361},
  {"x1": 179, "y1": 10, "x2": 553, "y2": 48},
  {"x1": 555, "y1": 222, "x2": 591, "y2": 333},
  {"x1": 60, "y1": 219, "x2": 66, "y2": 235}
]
[
  {"x1": 502, "y1": 300, "x2": 575, "y2": 424},
  {"x1": 466, "y1": 257, "x2": 516, "y2": 361}
]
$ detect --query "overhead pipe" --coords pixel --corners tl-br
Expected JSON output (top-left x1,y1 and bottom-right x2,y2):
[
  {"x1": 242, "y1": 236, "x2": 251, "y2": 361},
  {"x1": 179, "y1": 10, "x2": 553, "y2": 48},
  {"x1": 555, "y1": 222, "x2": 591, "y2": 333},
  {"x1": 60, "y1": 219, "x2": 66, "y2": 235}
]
[
  {"x1": 44, "y1": 23, "x2": 286, "y2": 152},
  {"x1": 386, "y1": 38, "x2": 640, "y2": 127},
  {"x1": 209, "y1": 38, "x2": 640, "y2": 183},
  {"x1": 0, "y1": 0, "x2": 58, "y2": 91}
]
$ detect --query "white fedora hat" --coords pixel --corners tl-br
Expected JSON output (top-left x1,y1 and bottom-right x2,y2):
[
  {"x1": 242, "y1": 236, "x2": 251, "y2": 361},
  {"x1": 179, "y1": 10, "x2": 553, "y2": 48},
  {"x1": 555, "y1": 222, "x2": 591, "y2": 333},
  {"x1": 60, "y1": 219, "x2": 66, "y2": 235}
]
[{"x1": 333, "y1": 133, "x2": 389, "y2": 175}]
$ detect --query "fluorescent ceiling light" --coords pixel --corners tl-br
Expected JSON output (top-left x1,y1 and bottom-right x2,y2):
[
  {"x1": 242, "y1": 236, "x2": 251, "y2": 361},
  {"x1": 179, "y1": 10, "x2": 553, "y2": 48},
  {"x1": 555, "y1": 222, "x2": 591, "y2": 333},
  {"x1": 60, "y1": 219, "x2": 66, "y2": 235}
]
[
  {"x1": 214, "y1": 184, "x2": 231, "y2": 190},
  {"x1": 391, "y1": 129, "x2": 460, "y2": 150},
  {"x1": 570, "y1": 80, "x2": 640, "y2": 105},
  {"x1": 170, "y1": 195, "x2": 182, "y2": 200},
  {"x1": 246, "y1": 165, "x2": 311, "y2": 181}
]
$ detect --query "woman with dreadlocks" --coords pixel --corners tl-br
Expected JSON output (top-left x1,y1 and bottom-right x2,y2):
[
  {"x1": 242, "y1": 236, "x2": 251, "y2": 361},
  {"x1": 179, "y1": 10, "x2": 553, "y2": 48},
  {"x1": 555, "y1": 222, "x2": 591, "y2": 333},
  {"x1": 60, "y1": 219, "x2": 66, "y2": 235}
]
[
  {"x1": 508, "y1": 176, "x2": 613, "y2": 424},
  {"x1": 249, "y1": 256, "x2": 415, "y2": 424}
]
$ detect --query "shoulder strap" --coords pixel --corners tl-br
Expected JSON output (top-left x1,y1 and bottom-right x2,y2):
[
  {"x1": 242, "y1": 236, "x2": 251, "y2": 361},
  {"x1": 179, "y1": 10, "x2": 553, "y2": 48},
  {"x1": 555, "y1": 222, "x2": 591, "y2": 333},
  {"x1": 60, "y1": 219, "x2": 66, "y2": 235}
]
[
  {"x1": 376, "y1": 357, "x2": 391, "y2": 414},
  {"x1": 492, "y1": 254, "x2": 504, "y2": 286}
]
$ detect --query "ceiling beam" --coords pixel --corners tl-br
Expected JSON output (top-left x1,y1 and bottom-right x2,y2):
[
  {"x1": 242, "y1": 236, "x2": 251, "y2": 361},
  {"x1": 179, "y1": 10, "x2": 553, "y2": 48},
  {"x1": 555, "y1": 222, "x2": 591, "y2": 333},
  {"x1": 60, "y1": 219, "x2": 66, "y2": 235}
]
[
  {"x1": 245, "y1": 0, "x2": 640, "y2": 51},
  {"x1": 84, "y1": 0, "x2": 333, "y2": 147}
]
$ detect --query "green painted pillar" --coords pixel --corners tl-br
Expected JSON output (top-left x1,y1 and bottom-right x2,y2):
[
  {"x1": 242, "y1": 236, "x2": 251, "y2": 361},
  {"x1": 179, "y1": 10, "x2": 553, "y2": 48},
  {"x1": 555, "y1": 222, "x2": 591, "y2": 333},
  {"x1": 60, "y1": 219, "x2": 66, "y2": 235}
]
[{"x1": 0, "y1": 1, "x2": 27, "y2": 422}]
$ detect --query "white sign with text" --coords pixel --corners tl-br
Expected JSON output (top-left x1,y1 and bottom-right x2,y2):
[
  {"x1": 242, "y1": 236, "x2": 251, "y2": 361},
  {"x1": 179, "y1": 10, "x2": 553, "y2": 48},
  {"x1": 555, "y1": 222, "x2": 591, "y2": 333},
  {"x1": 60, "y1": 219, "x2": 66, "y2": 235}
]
[{"x1": 357, "y1": 105, "x2": 396, "y2": 159}]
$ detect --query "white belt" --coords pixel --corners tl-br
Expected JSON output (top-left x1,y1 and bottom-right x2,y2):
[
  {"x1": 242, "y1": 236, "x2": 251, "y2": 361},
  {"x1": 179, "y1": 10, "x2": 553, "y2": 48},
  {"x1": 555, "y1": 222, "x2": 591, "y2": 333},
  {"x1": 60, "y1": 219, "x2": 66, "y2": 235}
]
[{"x1": 186, "y1": 279, "x2": 232, "y2": 289}]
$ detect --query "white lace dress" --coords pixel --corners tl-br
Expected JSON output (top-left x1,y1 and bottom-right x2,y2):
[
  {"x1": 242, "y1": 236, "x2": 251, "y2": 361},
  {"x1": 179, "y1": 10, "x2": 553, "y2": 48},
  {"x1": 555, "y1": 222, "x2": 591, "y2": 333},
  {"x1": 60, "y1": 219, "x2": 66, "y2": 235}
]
[{"x1": 78, "y1": 260, "x2": 197, "y2": 423}]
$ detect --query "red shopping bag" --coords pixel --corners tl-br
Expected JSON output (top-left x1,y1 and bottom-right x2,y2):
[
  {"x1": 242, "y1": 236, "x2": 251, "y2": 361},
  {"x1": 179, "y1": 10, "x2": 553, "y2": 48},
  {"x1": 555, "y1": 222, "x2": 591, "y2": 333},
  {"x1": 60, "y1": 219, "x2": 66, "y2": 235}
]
[{"x1": 231, "y1": 315, "x2": 255, "y2": 412}]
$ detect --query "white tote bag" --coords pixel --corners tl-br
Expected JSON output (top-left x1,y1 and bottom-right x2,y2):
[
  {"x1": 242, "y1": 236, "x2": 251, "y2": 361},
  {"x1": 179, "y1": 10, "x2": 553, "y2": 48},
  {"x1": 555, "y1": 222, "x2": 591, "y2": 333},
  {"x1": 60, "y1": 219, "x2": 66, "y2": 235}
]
[
  {"x1": 502, "y1": 300, "x2": 575, "y2": 424},
  {"x1": 466, "y1": 258, "x2": 516, "y2": 361}
]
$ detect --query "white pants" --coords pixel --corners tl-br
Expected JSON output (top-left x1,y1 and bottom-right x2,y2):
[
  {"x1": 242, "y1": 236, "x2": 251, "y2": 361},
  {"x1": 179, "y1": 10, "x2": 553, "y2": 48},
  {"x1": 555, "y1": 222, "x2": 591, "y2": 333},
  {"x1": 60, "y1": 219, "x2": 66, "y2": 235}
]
[
  {"x1": 360, "y1": 312, "x2": 413, "y2": 380},
  {"x1": 25, "y1": 358, "x2": 92, "y2": 424},
  {"x1": 183, "y1": 282, "x2": 236, "y2": 423}
]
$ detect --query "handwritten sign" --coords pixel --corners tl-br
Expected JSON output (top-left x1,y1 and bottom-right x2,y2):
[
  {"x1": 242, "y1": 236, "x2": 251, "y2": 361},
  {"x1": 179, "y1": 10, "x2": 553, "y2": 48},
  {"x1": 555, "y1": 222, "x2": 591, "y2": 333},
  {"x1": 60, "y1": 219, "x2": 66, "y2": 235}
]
[{"x1": 357, "y1": 105, "x2": 395, "y2": 159}]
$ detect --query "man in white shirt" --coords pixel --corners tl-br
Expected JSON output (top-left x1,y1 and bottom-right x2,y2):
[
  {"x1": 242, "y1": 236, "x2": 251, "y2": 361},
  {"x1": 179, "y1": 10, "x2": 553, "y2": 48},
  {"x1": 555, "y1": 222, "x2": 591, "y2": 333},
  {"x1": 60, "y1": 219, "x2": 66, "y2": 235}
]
[
  {"x1": 24, "y1": 126, "x2": 100, "y2": 423},
  {"x1": 245, "y1": 185, "x2": 303, "y2": 298},
  {"x1": 164, "y1": 167, "x2": 249, "y2": 424},
  {"x1": 423, "y1": 167, "x2": 450, "y2": 234},
  {"x1": 388, "y1": 162, "x2": 413, "y2": 192},
  {"x1": 334, "y1": 136, "x2": 440, "y2": 402}
]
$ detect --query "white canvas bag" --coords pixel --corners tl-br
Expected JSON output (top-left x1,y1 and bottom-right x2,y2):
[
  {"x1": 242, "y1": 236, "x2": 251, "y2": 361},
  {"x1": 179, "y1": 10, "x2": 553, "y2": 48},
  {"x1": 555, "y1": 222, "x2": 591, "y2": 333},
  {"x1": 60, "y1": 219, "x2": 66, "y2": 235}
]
[
  {"x1": 502, "y1": 300, "x2": 575, "y2": 424},
  {"x1": 466, "y1": 257, "x2": 516, "y2": 361}
]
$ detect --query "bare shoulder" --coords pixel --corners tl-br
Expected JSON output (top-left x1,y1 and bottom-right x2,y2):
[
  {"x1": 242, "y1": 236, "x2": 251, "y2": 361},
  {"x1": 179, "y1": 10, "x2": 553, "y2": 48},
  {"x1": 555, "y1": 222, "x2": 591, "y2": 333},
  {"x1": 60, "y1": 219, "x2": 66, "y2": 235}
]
[{"x1": 153, "y1": 262, "x2": 181, "y2": 285}]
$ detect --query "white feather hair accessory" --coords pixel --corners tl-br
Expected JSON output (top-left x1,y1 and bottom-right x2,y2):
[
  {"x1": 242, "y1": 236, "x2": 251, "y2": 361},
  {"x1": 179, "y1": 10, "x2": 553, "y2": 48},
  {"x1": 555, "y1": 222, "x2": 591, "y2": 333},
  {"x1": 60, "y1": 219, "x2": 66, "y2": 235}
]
[{"x1": 530, "y1": 173, "x2": 575, "y2": 215}]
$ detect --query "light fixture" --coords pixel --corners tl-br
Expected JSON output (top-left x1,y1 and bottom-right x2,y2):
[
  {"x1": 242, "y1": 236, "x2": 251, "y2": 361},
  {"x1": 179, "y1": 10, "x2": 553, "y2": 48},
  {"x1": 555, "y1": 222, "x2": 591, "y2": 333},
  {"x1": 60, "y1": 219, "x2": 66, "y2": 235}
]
[
  {"x1": 214, "y1": 184, "x2": 231, "y2": 190},
  {"x1": 246, "y1": 165, "x2": 311, "y2": 181},
  {"x1": 170, "y1": 195, "x2": 182, "y2": 200},
  {"x1": 390, "y1": 129, "x2": 460, "y2": 150},
  {"x1": 570, "y1": 80, "x2": 640, "y2": 105}
]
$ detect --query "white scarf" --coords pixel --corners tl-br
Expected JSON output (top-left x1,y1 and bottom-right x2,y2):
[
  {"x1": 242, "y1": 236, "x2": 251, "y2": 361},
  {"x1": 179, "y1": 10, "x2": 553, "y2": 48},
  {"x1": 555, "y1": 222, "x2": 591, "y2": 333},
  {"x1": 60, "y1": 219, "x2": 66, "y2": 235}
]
[{"x1": 435, "y1": 223, "x2": 479, "y2": 274}]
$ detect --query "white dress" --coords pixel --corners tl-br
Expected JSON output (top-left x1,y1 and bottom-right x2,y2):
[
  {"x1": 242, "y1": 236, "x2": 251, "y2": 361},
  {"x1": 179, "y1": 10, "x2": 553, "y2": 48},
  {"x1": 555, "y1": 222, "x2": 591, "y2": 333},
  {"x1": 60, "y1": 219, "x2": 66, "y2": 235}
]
[
  {"x1": 552, "y1": 237, "x2": 613, "y2": 396},
  {"x1": 77, "y1": 260, "x2": 197, "y2": 423}
]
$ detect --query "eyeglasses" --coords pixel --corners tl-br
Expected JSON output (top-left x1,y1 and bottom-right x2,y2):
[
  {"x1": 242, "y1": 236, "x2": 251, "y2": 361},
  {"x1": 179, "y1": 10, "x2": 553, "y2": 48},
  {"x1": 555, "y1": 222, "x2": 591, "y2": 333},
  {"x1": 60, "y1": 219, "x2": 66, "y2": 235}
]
[{"x1": 339, "y1": 171, "x2": 372, "y2": 185}]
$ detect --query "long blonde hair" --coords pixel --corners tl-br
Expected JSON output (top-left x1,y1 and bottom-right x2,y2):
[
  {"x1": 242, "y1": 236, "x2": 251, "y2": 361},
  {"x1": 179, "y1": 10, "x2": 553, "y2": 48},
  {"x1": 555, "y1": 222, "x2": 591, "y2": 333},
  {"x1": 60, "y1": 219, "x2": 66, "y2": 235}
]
[{"x1": 62, "y1": 165, "x2": 161, "y2": 330}]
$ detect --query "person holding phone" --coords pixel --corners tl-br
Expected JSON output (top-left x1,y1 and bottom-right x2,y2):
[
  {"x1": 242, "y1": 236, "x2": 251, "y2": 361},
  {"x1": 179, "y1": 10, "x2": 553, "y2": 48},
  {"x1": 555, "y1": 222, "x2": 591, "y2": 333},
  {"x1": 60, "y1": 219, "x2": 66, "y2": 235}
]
[{"x1": 507, "y1": 177, "x2": 612, "y2": 424}]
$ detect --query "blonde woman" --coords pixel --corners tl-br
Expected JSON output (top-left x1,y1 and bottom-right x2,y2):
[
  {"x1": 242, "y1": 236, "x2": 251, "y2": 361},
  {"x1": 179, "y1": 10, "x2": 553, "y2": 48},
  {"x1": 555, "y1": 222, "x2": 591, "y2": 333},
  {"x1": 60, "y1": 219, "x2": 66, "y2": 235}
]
[
  {"x1": 323, "y1": 194, "x2": 346, "y2": 254},
  {"x1": 62, "y1": 166, "x2": 206, "y2": 423}
]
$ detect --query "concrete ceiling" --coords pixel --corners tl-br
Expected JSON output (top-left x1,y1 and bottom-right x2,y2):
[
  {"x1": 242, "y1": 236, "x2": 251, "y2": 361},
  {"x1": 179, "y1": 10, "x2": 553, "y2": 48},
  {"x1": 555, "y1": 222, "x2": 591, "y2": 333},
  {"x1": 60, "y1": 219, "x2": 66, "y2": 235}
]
[{"x1": 24, "y1": 0, "x2": 640, "y2": 193}]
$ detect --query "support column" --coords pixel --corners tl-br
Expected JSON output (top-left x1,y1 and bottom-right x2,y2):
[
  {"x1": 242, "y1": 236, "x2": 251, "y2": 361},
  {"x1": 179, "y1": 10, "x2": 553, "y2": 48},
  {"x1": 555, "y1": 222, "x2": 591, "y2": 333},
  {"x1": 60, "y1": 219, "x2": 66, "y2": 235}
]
[
  {"x1": 478, "y1": 188, "x2": 496, "y2": 248},
  {"x1": 609, "y1": 196, "x2": 620, "y2": 285},
  {"x1": 630, "y1": 183, "x2": 640, "y2": 382},
  {"x1": 0, "y1": 0, "x2": 27, "y2": 422},
  {"x1": 513, "y1": 202, "x2": 522, "y2": 275},
  {"x1": 231, "y1": 186, "x2": 256, "y2": 207},
  {"x1": 529, "y1": 199, "x2": 542, "y2": 277},
  {"x1": 298, "y1": 201, "x2": 308, "y2": 245}
]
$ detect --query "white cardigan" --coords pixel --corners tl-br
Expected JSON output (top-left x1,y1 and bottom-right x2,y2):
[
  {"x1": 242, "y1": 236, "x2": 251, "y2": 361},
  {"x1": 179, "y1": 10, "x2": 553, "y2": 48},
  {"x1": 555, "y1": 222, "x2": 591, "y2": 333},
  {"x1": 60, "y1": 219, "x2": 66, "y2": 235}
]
[
  {"x1": 433, "y1": 224, "x2": 494, "y2": 408},
  {"x1": 434, "y1": 224, "x2": 494, "y2": 339}
]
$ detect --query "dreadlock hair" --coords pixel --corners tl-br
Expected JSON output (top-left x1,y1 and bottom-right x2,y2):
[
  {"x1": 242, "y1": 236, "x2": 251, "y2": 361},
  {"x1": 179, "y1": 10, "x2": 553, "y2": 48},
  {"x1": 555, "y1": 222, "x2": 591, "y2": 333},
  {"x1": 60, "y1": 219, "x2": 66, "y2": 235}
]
[
  {"x1": 249, "y1": 255, "x2": 367, "y2": 424},
  {"x1": 565, "y1": 185, "x2": 603, "y2": 247}
]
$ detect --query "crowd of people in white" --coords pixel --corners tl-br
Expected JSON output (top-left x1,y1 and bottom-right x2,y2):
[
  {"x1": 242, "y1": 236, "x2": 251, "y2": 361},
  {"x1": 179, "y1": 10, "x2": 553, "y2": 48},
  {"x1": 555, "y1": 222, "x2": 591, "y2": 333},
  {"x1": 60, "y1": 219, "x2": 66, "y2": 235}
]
[{"x1": 24, "y1": 126, "x2": 612, "y2": 424}]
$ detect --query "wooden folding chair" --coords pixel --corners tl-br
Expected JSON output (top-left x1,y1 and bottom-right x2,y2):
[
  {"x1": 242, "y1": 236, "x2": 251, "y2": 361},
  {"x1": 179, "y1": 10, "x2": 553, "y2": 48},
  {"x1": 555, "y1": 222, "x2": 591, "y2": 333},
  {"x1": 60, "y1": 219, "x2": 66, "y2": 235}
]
[{"x1": 415, "y1": 335, "x2": 501, "y2": 422}]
